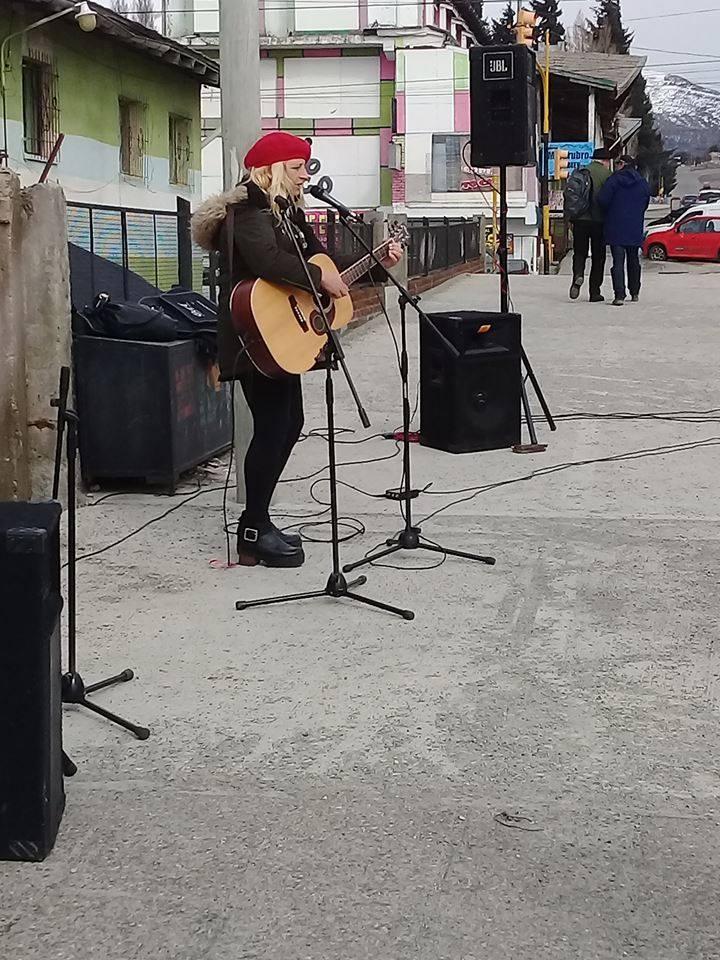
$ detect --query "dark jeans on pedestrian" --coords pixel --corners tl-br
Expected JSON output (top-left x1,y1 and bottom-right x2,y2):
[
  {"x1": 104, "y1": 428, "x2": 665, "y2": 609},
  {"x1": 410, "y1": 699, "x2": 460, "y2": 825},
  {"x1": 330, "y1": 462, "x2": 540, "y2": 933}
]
[
  {"x1": 238, "y1": 368, "x2": 304, "y2": 528},
  {"x1": 572, "y1": 220, "x2": 606, "y2": 298},
  {"x1": 610, "y1": 245, "x2": 641, "y2": 301}
]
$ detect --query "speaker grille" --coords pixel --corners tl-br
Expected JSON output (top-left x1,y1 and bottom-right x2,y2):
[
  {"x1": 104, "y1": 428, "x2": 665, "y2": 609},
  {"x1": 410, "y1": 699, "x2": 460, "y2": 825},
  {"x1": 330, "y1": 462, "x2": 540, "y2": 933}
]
[{"x1": 420, "y1": 312, "x2": 521, "y2": 454}]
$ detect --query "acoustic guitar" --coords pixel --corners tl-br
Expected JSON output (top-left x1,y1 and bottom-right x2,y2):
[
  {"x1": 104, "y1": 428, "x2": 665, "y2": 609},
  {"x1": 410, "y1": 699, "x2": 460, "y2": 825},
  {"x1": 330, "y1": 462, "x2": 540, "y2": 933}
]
[{"x1": 230, "y1": 223, "x2": 408, "y2": 377}]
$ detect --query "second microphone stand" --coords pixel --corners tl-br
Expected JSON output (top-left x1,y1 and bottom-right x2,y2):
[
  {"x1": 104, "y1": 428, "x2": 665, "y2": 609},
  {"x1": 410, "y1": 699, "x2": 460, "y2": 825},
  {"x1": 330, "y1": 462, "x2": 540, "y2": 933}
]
[
  {"x1": 337, "y1": 210, "x2": 496, "y2": 575},
  {"x1": 235, "y1": 207, "x2": 413, "y2": 621},
  {"x1": 52, "y1": 367, "x2": 150, "y2": 744}
]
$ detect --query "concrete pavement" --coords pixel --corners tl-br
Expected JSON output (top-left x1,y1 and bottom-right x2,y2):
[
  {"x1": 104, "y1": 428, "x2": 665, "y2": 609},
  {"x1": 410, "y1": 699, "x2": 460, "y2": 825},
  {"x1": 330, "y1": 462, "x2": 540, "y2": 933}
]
[{"x1": 1, "y1": 268, "x2": 719, "y2": 960}]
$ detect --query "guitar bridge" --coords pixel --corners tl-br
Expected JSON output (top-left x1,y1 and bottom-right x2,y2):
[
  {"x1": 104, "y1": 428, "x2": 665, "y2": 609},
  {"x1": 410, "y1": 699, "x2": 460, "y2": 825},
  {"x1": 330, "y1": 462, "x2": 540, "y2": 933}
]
[{"x1": 288, "y1": 295, "x2": 308, "y2": 332}]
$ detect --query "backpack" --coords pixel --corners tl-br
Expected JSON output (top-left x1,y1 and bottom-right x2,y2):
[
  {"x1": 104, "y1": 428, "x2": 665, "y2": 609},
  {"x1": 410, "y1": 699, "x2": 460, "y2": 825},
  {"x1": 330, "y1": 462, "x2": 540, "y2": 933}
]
[{"x1": 564, "y1": 167, "x2": 593, "y2": 220}]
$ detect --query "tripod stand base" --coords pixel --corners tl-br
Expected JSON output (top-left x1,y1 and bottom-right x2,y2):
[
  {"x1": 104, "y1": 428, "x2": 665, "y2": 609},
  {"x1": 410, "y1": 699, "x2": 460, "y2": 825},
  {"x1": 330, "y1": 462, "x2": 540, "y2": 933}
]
[
  {"x1": 343, "y1": 528, "x2": 496, "y2": 574},
  {"x1": 236, "y1": 571, "x2": 414, "y2": 620},
  {"x1": 62, "y1": 670, "x2": 150, "y2": 740},
  {"x1": 512, "y1": 443, "x2": 548, "y2": 454}
]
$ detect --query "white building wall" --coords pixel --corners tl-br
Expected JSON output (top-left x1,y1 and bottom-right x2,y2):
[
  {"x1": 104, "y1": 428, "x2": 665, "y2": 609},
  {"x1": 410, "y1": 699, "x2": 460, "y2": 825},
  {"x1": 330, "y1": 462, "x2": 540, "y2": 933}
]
[
  {"x1": 192, "y1": 0, "x2": 218, "y2": 33},
  {"x1": 404, "y1": 48, "x2": 454, "y2": 134},
  {"x1": 295, "y1": 0, "x2": 359, "y2": 32},
  {"x1": 284, "y1": 56, "x2": 379, "y2": 118},
  {"x1": 264, "y1": 0, "x2": 295, "y2": 37},
  {"x1": 307, "y1": 136, "x2": 381, "y2": 209}
]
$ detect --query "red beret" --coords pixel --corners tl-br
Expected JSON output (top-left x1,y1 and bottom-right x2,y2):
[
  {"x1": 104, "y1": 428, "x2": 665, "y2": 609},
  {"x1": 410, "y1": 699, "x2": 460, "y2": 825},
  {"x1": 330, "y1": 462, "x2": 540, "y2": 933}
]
[{"x1": 244, "y1": 132, "x2": 311, "y2": 170}]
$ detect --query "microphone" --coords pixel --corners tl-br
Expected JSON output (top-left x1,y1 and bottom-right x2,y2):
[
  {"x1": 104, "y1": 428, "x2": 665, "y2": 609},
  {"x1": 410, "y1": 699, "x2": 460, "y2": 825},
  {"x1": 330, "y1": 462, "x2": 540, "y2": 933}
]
[{"x1": 307, "y1": 184, "x2": 358, "y2": 221}]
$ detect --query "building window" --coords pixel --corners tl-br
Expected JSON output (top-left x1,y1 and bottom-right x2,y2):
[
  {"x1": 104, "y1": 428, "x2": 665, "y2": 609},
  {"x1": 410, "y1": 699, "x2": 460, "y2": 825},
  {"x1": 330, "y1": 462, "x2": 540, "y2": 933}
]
[
  {"x1": 431, "y1": 135, "x2": 524, "y2": 193},
  {"x1": 169, "y1": 115, "x2": 192, "y2": 186},
  {"x1": 22, "y1": 53, "x2": 59, "y2": 159},
  {"x1": 119, "y1": 98, "x2": 146, "y2": 179}
]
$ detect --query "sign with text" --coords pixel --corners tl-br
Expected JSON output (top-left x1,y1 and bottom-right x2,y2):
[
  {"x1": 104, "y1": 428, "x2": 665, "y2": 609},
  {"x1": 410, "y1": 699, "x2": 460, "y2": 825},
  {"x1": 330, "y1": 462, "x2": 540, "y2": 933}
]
[
  {"x1": 483, "y1": 50, "x2": 514, "y2": 81},
  {"x1": 548, "y1": 141, "x2": 594, "y2": 178}
]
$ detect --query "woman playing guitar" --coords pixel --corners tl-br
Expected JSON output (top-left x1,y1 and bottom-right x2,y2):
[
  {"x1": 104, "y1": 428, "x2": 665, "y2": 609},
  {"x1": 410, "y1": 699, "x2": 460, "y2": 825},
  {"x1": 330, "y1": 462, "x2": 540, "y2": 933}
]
[{"x1": 192, "y1": 132, "x2": 402, "y2": 568}]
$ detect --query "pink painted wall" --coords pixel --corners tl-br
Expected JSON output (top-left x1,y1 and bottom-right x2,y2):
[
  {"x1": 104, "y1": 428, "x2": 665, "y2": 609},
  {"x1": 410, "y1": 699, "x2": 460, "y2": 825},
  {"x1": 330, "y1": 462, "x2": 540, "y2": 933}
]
[
  {"x1": 304, "y1": 48, "x2": 342, "y2": 58},
  {"x1": 453, "y1": 91, "x2": 470, "y2": 133},
  {"x1": 380, "y1": 127, "x2": 392, "y2": 166},
  {"x1": 316, "y1": 118, "x2": 354, "y2": 130},
  {"x1": 380, "y1": 52, "x2": 395, "y2": 81},
  {"x1": 395, "y1": 93, "x2": 406, "y2": 134}
]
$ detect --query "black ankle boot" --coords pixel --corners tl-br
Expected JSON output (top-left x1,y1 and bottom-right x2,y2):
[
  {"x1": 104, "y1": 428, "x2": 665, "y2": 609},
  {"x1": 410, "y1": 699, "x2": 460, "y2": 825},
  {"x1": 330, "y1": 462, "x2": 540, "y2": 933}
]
[
  {"x1": 237, "y1": 524, "x2": 304, "y2": 568},
  {"x1": 271, "y1": 522, "x2": 302, "y2": 548}
]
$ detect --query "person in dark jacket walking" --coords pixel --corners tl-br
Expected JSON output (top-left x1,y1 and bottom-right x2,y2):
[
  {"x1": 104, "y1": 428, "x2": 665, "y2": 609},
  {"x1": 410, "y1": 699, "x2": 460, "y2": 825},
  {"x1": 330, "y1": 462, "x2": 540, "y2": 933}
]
[
  {"x1": 569, "y1": 147, "x2": 612, "y2": 302},
  {"x1": 192, "y1": 132, "x2": 401, "y2": 567},
  {"x1": 597, "y1": 155, "x2": 651, "y2": 306}
]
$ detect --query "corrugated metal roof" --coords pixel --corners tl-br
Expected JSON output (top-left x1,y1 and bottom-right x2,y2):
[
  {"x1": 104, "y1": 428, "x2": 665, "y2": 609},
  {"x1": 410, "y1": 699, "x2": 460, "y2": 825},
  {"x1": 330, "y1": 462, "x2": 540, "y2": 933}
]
[
  {"x1": 548, "y1": 50, "x2": 646, "y2": 97},
  {"x1": 13, "y1": 0, "x2": 220, "y2": 85}
]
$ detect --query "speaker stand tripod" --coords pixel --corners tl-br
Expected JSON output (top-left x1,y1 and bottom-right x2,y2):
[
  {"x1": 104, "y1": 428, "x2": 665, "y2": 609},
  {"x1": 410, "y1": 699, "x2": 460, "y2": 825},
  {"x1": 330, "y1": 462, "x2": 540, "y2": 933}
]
[
  {"x1": 52, "y1": 367, "x2": 150, "y2": 744},
  {"x1": 334, "y1": 214, "x2": 496, "y2": 575},
  {"x1": 496, "y1": 165, "x2": 557, "y2": 454},
  {"x1": 234, "y1": 208, "x2": 413, "y2": 621}
]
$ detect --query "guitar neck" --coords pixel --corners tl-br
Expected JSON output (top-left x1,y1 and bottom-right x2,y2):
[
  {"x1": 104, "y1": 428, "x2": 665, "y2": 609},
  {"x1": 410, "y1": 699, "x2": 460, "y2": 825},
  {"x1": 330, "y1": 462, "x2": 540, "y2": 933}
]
[{"x1": 340, "y1": 240, "x2": 391, "y2": 287}]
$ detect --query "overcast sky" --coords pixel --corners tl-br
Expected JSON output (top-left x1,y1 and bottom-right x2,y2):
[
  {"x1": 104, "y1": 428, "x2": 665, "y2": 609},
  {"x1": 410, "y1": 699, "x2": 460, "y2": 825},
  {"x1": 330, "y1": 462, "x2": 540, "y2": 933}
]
[{"x1": 570, "y1": 0, "x2": 720, "y2": 84}]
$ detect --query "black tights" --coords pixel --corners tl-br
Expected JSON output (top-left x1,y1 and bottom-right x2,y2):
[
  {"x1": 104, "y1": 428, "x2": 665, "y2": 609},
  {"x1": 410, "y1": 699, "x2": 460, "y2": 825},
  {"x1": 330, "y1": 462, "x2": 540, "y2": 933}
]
[{"x1": 238, "y1": 368, "x2": 304, "y2": 528}]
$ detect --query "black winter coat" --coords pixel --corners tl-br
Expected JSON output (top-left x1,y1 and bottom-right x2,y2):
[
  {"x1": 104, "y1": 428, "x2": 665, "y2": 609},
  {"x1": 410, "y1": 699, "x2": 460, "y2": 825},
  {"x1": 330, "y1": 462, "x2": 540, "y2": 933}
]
[{"x1": 191, "y1": 181, "x2": 380, "y2": 380}]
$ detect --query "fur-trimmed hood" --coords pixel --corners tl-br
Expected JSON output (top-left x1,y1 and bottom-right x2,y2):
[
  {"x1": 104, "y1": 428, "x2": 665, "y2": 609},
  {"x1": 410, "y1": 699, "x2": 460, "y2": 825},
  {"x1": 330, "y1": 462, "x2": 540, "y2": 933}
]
[{"x1": 191, "y1": 184, "x2": 248, "y2": 252}]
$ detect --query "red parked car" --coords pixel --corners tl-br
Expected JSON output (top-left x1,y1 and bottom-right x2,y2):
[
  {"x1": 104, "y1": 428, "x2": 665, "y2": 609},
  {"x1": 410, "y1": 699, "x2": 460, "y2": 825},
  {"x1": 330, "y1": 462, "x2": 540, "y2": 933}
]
[{"x1": 643, "y1": 214, "x2": 720, "y2": 262}]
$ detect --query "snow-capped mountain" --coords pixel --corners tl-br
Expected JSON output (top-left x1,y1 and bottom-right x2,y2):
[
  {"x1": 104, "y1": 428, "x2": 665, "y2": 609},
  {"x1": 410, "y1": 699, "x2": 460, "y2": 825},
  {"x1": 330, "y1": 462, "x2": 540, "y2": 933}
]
[{"x1": 646, "y1": 73, "x2": 720, "y2": 154}]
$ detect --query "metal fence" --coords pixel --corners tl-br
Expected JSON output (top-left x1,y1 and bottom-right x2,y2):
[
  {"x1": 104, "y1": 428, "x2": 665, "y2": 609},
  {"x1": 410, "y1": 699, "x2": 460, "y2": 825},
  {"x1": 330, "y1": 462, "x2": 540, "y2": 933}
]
[
  {"x1": 66, "y1": 199, "x2": 201, "y2": 298},
  {"x1": 204, "y1": 208, "x2": 375, "y2": 302},
  {"x1": 407, "y1": 217, "x2": 482, "y2": 278}
]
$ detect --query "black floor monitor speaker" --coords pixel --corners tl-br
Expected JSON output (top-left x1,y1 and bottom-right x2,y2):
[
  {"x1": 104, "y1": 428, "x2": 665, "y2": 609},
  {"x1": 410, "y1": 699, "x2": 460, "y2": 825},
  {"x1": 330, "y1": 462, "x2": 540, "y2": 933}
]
[
  {"x1": 469, "y1": 45, "x2": 537, "y2": 168},
  {"x1": 420, "y1": 311, "x2": 521, "y2": 454},
  {"x1": 0, "y1": 501, "x2": 65, "y2": 862}
]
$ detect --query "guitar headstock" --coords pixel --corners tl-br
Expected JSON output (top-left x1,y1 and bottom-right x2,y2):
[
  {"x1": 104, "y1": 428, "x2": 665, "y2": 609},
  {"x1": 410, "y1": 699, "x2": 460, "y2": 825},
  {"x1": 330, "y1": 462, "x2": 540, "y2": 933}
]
[{"x1": 388, "y1": 221, "x2": 410, "y2": 248}]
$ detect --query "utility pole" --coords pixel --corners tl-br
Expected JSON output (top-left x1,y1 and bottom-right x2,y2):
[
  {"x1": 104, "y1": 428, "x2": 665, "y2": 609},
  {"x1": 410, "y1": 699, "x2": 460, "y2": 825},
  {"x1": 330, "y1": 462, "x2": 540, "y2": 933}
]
[
  {"x1": 219, "y1": 0, "x2": 262, "y2": 501},
  {"x1": 538, "y1": 31, "x2": 552, "y2": 274}
]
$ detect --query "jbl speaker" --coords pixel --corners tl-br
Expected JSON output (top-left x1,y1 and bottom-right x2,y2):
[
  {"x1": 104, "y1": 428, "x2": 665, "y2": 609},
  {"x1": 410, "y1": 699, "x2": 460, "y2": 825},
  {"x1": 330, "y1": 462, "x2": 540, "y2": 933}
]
[
  {"x1": 0, "y1": 501, "x2": 65, "y2": 862},
  {"x1": 420, "y1": 311, "x2": 521, "y2": 454},
  {"x1": 470, "y1": 45, "x2": 537, "y2": 168}
]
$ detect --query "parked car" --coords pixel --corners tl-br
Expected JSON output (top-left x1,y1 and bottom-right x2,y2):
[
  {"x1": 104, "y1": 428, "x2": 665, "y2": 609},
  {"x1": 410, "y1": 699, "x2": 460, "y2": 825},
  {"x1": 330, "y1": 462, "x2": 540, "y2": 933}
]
[
  {"x1": 645, "y1": 200, "x2": 720, "y2": 238},
  {"x1": 680, "y1": 194, "x2": 699, "y2": 208},
  {"x1": 642, "y1": 214, "x2": 720, "y2": 262}
]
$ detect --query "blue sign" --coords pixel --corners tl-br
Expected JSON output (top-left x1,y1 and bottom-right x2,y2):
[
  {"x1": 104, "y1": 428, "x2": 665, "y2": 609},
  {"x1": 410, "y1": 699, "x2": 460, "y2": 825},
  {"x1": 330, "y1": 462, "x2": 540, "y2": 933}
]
[{"x1": 548, "y1": 141, "x2": 594, "y2": 178}]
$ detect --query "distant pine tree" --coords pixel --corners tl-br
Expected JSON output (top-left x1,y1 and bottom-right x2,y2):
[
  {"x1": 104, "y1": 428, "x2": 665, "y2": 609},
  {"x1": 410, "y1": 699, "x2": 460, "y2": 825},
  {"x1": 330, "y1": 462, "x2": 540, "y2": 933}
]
[
  {"x1": 468, "y1": 1, "x2": 494, "y2": 44},
  {"x1": 628, "y1": 75, "x2": 677, "y2": 195},
  {"x1": 492, "y1": 2, "x2": 516, "y2": 44},
  {"x1": 591, "y1": 0, "x2": 632, "y2": 54},
  {"x1": 531, "y1": 0, "x2": 566, "y2": 45}
]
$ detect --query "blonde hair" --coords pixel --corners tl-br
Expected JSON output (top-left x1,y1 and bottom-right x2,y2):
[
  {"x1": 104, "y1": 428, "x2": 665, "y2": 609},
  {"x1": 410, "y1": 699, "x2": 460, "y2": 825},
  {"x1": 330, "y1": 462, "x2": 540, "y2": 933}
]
[{"x1": 249, "y1": 161, "x2": 305, "y2": 220}]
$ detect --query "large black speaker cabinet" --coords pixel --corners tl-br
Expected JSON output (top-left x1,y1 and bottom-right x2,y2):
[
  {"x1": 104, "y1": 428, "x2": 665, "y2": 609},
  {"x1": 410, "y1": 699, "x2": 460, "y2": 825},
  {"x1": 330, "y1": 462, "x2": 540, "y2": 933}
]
[
  {"x1": 0, "y1": 501, "x2": 65, "y2": 862},
  {"x1": 470, "y1": 45, "x2": 537, "y2": 168},
  {"x1": 420, "y1": 311, "x2": 521, "y2": 454}
]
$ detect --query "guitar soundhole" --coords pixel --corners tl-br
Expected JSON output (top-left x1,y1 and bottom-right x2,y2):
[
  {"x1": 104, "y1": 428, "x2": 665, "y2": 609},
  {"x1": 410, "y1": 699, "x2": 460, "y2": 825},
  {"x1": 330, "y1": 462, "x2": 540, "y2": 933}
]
[{"x1": 310, "y1": 300, "x2": 335, "y2": 335}]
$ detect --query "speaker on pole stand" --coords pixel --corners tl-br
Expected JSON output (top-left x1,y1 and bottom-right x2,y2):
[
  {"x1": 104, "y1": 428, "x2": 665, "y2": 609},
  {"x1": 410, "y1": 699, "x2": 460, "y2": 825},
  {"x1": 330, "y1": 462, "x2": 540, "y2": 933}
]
[{"x1": 469, "y1": 43, "x2": 556, "y2": 452}]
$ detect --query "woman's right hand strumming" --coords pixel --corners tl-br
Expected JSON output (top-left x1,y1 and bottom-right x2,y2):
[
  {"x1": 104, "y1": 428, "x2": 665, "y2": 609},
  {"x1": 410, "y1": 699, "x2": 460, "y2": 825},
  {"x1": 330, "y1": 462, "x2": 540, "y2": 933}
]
[{"x1": 320, "y1": 268, "x2": 349, "y2": 299}]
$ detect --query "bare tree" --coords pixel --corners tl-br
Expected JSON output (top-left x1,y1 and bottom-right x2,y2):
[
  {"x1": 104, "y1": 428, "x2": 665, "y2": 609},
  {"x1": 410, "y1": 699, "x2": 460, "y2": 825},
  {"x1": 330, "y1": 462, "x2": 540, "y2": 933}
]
[
  {"x1": 567, "y1": 11, "x2": 593, "y2": 51},
  {"x1": 112, "y1": 0, "x2": 157, "y2": 30}
]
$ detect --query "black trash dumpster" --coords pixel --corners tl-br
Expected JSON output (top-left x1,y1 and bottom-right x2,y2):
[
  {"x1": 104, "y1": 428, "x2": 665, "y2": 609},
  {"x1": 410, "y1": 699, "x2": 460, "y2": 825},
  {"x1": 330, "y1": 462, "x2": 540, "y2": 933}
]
[{"x1": 74, "y1": 336, "x2": 232, "y2": 490}]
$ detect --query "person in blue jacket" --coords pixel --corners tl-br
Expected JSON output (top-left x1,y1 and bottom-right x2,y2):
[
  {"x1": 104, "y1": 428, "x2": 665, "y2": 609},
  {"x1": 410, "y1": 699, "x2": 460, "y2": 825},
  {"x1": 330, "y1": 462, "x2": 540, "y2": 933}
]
[{"x1": 597, "y1": 155, "x2": 651, "y2": 306}]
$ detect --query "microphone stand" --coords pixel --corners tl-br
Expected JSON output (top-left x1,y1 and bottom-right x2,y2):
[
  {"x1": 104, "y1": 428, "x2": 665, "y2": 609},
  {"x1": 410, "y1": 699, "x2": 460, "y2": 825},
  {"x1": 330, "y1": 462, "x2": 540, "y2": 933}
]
[
  {"x1": 235, "y1": 207, "x2": 413, "y2": 621},
  {"x1": 330, "y1": 208, "x2": 496, "y2": 576},
  {"x1": 51, "y1": 367, "x2": 150, "y2": 746}
]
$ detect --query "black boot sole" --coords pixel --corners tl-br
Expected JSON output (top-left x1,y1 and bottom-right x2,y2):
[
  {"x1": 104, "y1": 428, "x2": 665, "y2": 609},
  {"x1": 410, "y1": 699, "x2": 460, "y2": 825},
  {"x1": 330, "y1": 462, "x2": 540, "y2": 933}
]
[{"x1": 238, "y1": 549, "x2": 305, "y2": 568}]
